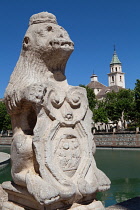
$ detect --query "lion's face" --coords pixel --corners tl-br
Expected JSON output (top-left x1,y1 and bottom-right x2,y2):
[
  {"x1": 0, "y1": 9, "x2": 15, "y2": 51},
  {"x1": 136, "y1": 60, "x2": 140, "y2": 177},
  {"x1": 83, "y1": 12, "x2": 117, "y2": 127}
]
[{"x1": 23, "y1": 23, "x2": 74, "y2": 59}]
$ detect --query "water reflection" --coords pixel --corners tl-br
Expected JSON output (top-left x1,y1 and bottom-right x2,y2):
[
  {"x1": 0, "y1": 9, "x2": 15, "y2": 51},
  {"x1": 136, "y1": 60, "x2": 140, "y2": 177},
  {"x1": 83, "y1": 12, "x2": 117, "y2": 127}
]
[
  {"x1": 95, "y1": 149, "x2": 140, "y2": 207},
  {"x1": 0, "y1": 146, "x2": 10, "y2": 154},
  {"x1": 0, "y1": 146, "x2": 12, "y2": 184},
  {"x1": 0, "y1": 162, "x2": 11, "y2": 184}
]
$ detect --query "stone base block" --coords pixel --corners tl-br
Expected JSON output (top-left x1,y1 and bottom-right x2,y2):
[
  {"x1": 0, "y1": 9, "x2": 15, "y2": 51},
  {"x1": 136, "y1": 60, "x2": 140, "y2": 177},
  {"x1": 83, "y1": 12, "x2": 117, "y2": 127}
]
[
  {"x1": 2, "y1": 181, "x2": 44, "y2": 210},
  {"x1": 2, "y1": 200, "x2": 105, "y2": 210},
  {"x1": 2, "y1": 201, "x2": 24, "y2": 210},
  {"x1": 2, "y1": 181, "x2": 105, "y2": 210},
  {"x1": 69, "y1": 201, "x2": 105, "y2": 210}
]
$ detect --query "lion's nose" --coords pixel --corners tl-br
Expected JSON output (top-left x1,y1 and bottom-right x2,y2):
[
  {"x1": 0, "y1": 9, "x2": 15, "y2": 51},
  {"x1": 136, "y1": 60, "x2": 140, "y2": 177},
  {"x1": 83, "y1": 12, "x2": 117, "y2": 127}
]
[{"x1": 59, "y1": 34, "x2": 63, "y2": 38}]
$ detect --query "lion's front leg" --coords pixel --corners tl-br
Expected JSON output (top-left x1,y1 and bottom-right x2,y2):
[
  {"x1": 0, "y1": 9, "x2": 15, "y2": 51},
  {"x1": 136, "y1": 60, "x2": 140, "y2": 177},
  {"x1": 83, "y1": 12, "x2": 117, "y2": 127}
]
[
  {"x1": 26, "y1": 171, "x2": 60, "y2": 205},
  {"x1": 11, "y1": 131, "x2": 60, "y2": 205},
  {"x1": 11, "y1": 131, "x2": 34, "y2": 187}
]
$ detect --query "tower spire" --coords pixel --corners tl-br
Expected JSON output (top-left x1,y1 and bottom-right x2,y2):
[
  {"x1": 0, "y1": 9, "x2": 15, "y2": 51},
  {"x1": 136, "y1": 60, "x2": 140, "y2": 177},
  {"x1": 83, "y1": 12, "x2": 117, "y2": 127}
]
[
  {"x1": 110, "y1": 46, "x2": 121, "y2": 64},
  {"x1": 114, "y1": 44, "x2": 116, "y2": 52}
]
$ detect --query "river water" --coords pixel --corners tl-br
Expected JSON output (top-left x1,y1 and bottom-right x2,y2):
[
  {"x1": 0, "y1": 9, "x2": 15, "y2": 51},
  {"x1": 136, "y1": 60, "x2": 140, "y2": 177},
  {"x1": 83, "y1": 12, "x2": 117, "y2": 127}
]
[
  {"x1": 95, "y1": 149, "x2": 140, "y2": 207},
  {"x1": 0, "y1": 146, "x2": 140, "y2": 207}
]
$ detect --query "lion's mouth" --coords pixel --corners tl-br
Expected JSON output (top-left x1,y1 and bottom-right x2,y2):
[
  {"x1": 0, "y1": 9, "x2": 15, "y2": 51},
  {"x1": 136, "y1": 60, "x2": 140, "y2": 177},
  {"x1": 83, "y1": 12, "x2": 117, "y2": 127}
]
[{"x1": 50, "y1": 41, "x2": 74, "y2": 49}]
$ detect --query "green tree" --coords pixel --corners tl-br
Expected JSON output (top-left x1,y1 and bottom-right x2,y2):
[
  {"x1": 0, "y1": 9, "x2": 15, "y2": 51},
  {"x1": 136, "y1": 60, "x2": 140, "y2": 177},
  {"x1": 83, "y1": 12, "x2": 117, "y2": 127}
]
[
  {"x1": 134, "y1": 79, "x2": 140, "y2": 126},
  {"x1": 0, "y1": 101, "x2": 12, "y2": 131},
  {"x1": 93, "y1": 100, "x2": 108, "y2": 124},
  {"x1": 105, "y1": 91, "x2": 120, "y2": 124},
  {"x1": 3, "y1": 113, "x2": 12, "y2": 130},
  {"x1": 79, "y1": 85, "x2": 97, "y2": 111},
  {"x1": 105, "y1": 89, "x2": 135, "y2": 129},
  {"x1": 79, "y1": 85, "x2": 135, "y2": 130},
  {"x1": 117, "y1": 89, "x2": 135, "y2": 123}
]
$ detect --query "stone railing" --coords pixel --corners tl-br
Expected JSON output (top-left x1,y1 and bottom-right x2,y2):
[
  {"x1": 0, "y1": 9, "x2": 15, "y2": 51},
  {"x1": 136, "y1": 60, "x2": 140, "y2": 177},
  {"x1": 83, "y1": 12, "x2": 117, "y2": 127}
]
[
  {"x1": 0, "y1": 137, "x2": 12, "y2": 145},
  {"x1": 94, "y1": 132, "x2": 140, "y2": 147},
  {"x1": 1, "y1": 133, "x2": 140, "y2": 148}
]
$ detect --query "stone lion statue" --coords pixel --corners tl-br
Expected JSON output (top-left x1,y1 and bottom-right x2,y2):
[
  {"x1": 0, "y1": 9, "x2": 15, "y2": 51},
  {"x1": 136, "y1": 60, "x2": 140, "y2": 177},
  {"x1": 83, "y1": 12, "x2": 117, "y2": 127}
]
[{"x1": 3, "y1": 12, "x2": 110, "y2": 209}]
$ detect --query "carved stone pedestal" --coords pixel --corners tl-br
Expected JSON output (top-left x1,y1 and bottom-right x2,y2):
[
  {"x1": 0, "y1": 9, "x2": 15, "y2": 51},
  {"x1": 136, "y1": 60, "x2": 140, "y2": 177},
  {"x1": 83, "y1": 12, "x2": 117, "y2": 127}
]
[
  {"x1": 2, "y1": 182, "x2": 105, "y2": 210},
  {"x1": 3, "y1": 201, "x2": 105, "y2": 210},
  {"x1": 68, "y1": 201, "x2": 105, "y2": 210},
  {"x1": 2, "y1": 181, "x2": 41, "y2": 210}
]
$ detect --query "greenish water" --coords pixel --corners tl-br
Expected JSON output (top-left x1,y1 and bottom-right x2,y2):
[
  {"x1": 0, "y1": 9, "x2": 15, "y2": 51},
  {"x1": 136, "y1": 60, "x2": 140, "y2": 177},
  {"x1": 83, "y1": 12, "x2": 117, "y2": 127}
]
[
  {"x1": 0, "y1": 146, "x2": 11, "y2": 154},
  {"x1": 0, "y1": 147, "x2": 140, "y2": 208},
  {"x1": 95, "y1": 149, "x2": 140, "y2": 207},
  {"x1": 0, "y1": 146, "x2": 12, "y2": 183}
]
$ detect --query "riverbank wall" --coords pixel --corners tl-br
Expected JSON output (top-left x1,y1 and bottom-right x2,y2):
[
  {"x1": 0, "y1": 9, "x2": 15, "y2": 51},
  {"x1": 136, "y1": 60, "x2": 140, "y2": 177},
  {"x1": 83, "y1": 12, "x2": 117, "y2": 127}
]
[
  {"x1": 94, "y1": 132, "x2": 140, "y2": 148},
  {"x1": 1, "y1": 132, "x2": 140, "y2": 148},
  {"x1": 0, "y1": 137, "x2": 12, "y2": 145}
]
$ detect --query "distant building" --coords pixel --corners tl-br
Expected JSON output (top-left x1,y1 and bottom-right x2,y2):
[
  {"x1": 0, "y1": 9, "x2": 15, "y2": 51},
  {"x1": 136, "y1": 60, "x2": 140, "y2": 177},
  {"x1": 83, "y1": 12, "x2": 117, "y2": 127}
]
[
  {"x1": 87, "y1": 48, "x2": 126, "y2": 131},
  {"x1": 108, "y1": 48, "x2": 125, "y2": 88},
  {"x1": 0, "y1": 98, "x2": 4, "y2": 102},
  {"x1": 87, "y1": 48, "x2": 125, "y2": 99}
]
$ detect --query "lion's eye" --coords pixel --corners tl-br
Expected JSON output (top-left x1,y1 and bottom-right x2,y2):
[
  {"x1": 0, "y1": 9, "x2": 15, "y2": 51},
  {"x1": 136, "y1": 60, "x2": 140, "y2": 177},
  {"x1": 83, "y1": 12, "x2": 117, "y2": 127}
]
[
  {"x1": 47, "y1": 26, "x2": 52, "y2": 31},
  {"x1": 23, "y1": 36, "x2": 29, "y2": 44}
]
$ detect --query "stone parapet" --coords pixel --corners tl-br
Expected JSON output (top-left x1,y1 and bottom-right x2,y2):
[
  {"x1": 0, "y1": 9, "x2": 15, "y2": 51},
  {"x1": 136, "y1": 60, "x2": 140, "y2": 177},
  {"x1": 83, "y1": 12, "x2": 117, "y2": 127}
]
[
  {"x1": 0, "y1": 137, "x2": 12, "y2": 145},
  {"x1": 95, "y1": 132, "x2": 140, "y2": 147}
]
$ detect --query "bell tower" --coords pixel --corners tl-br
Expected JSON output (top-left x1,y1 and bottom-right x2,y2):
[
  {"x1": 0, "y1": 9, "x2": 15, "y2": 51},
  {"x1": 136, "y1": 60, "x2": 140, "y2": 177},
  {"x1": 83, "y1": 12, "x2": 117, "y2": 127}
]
[{"x1": 108, "y1": 47, "x2": 125, "y2": 88}]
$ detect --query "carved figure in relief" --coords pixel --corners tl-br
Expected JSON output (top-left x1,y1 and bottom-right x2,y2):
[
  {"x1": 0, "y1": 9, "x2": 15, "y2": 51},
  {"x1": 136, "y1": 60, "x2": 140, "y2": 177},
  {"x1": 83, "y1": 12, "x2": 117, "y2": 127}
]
[{"x1": 4, "y1": 12, "x2": 110, "y2": 208}]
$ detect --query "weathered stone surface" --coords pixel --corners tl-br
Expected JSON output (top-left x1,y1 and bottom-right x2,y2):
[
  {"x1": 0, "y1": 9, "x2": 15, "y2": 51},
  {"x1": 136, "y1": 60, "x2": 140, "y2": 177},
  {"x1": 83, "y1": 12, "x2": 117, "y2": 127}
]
[
  {"x1": 2, "y1": 202, "x2": 24, "y2": 210},
  {"x1": 0, "y1": 185, "x2": 8, "y2": 209},
  {"x1": 2, "y1": 200, "x2": 104, "y2": 210},
  {"x1": 3, "y1": 11, "x2": 110, "y2": 209}
]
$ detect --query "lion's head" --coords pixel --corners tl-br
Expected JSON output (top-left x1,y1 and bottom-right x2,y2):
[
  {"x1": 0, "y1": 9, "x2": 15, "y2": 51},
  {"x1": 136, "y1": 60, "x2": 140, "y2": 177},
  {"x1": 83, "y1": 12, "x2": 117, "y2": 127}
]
[
  {"x1": 5, "y1": 12, "x2": 74, "y2": 113},
  {"x1": 23, "y1": 12, "x2": 74, "y2": 72}
]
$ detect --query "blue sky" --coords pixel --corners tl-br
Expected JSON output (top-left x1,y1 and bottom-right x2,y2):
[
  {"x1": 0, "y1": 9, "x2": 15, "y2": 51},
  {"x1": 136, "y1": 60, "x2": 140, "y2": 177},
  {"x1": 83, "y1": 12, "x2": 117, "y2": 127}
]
[{"x1": 1, "y1": 0, "x2": 140, "y2": 98}]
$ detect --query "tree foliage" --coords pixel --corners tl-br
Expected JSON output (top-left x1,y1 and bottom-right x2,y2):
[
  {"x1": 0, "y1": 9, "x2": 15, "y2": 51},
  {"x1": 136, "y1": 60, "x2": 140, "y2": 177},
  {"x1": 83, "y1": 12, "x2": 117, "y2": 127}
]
[
  {"x1": 134, "y1": 79, "x2": 140, "y2": 126},
  {"x1": 79, "y1": 85, "x2": 97, "y2": 111},
  {"x1": 105, "y1": 91, "x2": 120, "y2": 123},
  {"x1": 93, "y1": 101, "x2": 108, "y2": 124},
  {"x1": 0, "y1": 101, "x2": 12, "y2": 131},
  {"x1": 105, "y1": 89, "x2": 135, "y2": 126},
  {"x1": 79, "y1": 84, "x2": 136, "y2": 129}
]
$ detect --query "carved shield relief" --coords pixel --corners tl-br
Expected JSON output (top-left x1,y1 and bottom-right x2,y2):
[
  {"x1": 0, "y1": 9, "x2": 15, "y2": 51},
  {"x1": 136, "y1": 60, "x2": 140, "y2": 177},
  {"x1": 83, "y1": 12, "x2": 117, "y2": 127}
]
[
  {"x1": 42, "y1": 84, "x2": 91, "y2": 179},
  {"x1": 53, "y1": 130, "x2": 81, "y2": 177}
]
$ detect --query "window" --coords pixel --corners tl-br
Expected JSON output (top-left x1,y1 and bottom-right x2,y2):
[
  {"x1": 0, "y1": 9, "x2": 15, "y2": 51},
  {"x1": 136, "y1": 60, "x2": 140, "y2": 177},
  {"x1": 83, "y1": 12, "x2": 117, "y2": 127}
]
[
  {"x1": 115, "y1": 67, "x2": 117, "y2": 72},
  {"x1": 120, "y1": 76, "x2": 122, "y2": 81},
  {"x1": 112, "y1": 76, "x2": 114, "y2": 82},
  {"x1": 105, "y1": 89, "x2": 110, "y2": 93}
]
